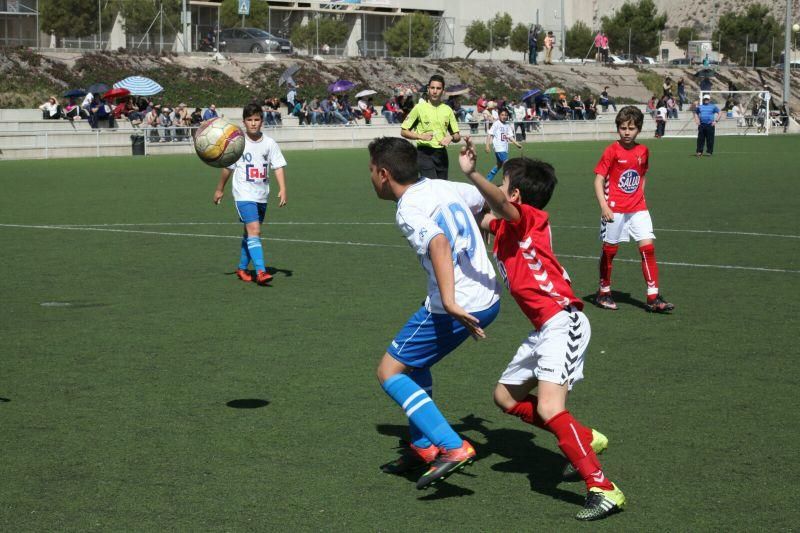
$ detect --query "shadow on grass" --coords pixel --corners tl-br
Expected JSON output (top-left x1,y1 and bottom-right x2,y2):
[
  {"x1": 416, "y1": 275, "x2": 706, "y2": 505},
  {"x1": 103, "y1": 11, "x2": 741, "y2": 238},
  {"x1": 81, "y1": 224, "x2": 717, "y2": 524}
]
[
  {"x1": 226, "y1": 399, "x2": 270, "y2": 409},
  {"x1": 581, "y1": 290, "x2": 648, "y2": 311},
  {"x1": 376, "y1": 415, "x2": 583, "y2": 505}
]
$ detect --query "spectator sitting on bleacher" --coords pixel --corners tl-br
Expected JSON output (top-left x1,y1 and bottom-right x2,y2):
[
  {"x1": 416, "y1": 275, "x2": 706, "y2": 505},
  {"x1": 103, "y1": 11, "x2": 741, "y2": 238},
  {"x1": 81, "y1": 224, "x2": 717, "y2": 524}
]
[
  {"x1": 554, "y1": 95, "x2": 569, "y2": 120},
  {"x1": 327, "y1": 95, "x2": 348, "y2": 125},
  {"x1": 446, "y1": 95, "x2": 468, "y2": 123},
  {"x1": 202, "y1": 104, "x2": 218, "y2": 121},
  {"x1": 190, "y1": 107, "x2": 203, "y2": 133},
  {"x1": 64, "y1": 97, "x2": 84, "y2": 120},
  {"x1": 584, "y1": 95, "x2": 597, "y2": 120},
  {"x1": 293, "y1": 99, "x2": 310, "y2": 125},
  {"x1": 145, "y1": 104, "x2": 160, "y2": 141},
  {"x1": 308, "y1": 98, "x2": 324, "y2": 125},
  {"x1": 39, "y1": 95, "x2": 62, "y2": 119},
  {"x1": 81, "y1": 92, "x2": 94, "y2": 114},
  {"x1": 569, "y1": 95, "x2": 586, "y2": 120},
  {"x1": 647, "y1": 95, "x2": 658, "y2": 118},
  {"x1": 263, "y1": 97, "x2": 282, "y2": 126},
  {"x1": 158, "y1": 106, "x2": 174, "y2": 141},
  {"x1": 172, "y1": 103, "x2": 190, "y2": 141},
  {"x1": 89, "y1": 97, "x2": 115, "y2": 129},
  {"x1": 356, "y1": 96, "x2": 371, "y2": 124},
  {"x1": 382, "y1": 96, "x2": 400, "y2": 124}
]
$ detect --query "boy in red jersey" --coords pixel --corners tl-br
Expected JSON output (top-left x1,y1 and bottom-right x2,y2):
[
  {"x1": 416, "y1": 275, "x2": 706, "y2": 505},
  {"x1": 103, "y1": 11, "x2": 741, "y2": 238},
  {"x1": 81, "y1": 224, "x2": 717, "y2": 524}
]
[
  {"x1": 458, "y1": 137, "x2": 625, "y2": 521},
  {"x1": 593, "y1": 106, "x2": 674, "y2": 312}
]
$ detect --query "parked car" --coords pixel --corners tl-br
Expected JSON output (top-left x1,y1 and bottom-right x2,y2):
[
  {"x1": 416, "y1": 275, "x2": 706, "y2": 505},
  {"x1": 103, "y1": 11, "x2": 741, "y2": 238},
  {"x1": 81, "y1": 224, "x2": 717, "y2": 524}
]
[
  {"x1": 219, "y1": 28, "x2": 293, "y2": 54},
  {"x1": 669, "y1": 57, "x2": 691, "y2": 65},
  {"x1": 636, "y1": 55, "x2": 657, "y2": 64},
  {"x1": 608, "y1": 54, "x2": 632, "y2": 65}
]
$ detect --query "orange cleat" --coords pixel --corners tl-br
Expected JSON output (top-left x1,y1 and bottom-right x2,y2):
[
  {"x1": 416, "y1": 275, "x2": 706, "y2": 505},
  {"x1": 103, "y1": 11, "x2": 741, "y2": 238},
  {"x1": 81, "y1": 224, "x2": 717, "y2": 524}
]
[
  {"x1": 236, "y1": 269, "x2": 253, "y2": 282},
  {"x1": 255, "y1": 270, "x2": 273, "y2": 285}
]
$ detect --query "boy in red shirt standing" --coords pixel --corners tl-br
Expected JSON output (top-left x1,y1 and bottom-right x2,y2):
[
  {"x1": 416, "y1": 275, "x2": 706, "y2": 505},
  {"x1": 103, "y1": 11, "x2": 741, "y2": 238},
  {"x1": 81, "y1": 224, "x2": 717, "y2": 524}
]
[
  {"x1": 459, "y1": 138, "x2": 625, "y2": 521},
  {"x1": 593, "y1": 106, "x2": 674, "y2": 312}
]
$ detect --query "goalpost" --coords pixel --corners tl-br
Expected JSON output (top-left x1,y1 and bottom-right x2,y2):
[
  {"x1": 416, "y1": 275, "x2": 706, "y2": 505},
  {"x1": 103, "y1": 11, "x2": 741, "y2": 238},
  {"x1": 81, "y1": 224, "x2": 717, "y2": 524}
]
[{"x1": 670, "y1": 90, "x2": 774, "y2": 137}]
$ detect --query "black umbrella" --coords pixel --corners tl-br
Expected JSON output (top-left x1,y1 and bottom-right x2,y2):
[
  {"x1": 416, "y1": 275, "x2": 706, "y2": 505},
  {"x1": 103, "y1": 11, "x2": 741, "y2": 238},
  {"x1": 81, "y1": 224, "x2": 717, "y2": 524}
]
[
  {"x1": 63, "y1": 88, "x2": 87, "y2": 98},
  {"x1": 87, "y1": 83, "x2": 110, "y2": 94},
  {"x1": 694, "y1": 69, "x2": 716, "y2": 78}
]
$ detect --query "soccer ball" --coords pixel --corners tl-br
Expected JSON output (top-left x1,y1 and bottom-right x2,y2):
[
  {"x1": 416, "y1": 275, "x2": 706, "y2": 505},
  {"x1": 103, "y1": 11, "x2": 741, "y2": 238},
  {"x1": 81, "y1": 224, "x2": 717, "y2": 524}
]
[{"x1": 194, "y1": 117, "x2": 245, "y2": 168}]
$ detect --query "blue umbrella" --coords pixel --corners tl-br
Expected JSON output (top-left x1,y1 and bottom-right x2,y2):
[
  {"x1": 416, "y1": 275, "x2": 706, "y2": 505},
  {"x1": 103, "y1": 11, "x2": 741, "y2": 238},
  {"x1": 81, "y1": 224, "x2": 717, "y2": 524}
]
[
  {"x1": 113, "y1": 76, "x2": 164, "y2": 96},
  {"x1": 521, "y1": 89, "x2": 541, "y2": 101},
  {"x1": 327, "y1": 79, "x2": 356, "y2": 93},
  {"x1": 63, "y1": 89, "x2": 87, "y2": 98}
]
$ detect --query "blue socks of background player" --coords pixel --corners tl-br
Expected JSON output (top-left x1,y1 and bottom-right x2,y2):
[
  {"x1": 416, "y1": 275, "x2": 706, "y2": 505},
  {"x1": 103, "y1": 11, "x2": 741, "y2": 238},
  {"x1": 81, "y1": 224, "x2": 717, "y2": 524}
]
[
  {"x1": 408, "y1": 368, "x2": 434, "y2": 449},
  {"x1": 382, "y1": 373, "x2": 461, "y2": 450},
  {"x1": 238, "y1": 237, "x2": 251, "y2": 270},
  {"x1": 246, "y1": 236, "x2": 266, "y2": 272},
  {"x1": 487, "y1": 166, "x2": 499, "y2": 182}
]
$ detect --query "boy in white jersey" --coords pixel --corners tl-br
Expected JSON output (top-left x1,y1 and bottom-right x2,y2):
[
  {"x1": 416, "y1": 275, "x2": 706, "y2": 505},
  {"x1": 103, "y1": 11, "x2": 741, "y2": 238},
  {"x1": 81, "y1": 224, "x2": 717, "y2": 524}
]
[
  {"x1": 213, "y1": 103, "x2": 287, "y2": 285},
  {"x1": 368, "y1": 136, "x2": 501, "y2": 490},
  {"x1": 486, "y1": 108, "x2": 522, "y2": 182}
]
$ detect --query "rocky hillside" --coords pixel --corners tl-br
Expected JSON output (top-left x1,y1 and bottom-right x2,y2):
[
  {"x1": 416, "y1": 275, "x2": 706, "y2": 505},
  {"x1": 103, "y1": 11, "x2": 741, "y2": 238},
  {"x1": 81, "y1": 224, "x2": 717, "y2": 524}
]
[{"x1": 1, "y1": 48, "x2": 797, "y2": 112}]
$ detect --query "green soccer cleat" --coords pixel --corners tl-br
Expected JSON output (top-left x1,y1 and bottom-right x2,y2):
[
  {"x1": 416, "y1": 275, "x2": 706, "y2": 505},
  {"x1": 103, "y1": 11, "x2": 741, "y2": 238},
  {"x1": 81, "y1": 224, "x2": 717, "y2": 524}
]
[
  {"x1": 415, "y1": 439, "x2": 475, "y2": 490},
  {"x1": 575, "y1": 483, "x2": 626, "y2": 521},
  {"x1": 562, "y1": 429, "x2": 609, "y2": 481},
  {"x1": 380, "y1": 441, "x2": 439, "y2": 475}
]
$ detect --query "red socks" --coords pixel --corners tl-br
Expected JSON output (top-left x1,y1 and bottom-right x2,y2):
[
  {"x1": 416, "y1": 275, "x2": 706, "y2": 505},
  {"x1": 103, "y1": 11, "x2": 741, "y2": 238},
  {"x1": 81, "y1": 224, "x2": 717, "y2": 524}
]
[
  {"x1": 599, "y1": 243, "x2": 618, "y2": 292},
  {"x1": 545, "y1": 411, "x2": 614, "y2": 491},
  {"x1": 505, "y1": 395, "x2": 547, "y2": 429},
  {"x1": 639, "y1": 243, "x2": 660, "y2": 301}
]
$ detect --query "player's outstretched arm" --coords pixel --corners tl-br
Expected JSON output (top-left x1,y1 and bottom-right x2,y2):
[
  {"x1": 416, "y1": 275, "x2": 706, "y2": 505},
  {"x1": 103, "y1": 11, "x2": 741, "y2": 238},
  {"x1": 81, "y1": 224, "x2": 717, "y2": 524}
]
[
  {"x1": 429, "y1": 234, "x2": 485, "y2": 339},
  {"x1": 213, "y1": 168, "x2": 232, "y2": 205},
  {"x1": 459, "y1": 137, "x2": 520, "y2": 222},
  {"x1": 593, "y1": 173, "x2": 614, "y2": 222},
  {"x1": 274, "y1": 167, "x2": 287, "y2": 207}
]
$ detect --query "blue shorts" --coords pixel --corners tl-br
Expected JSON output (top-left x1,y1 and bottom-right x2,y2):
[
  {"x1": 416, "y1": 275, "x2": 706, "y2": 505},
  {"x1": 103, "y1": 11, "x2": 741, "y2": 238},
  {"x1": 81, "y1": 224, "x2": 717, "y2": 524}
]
[
  {"x1": 235, "y1": 201, "x2": 267, "y2": 224},
  {"x1": 494, "y1": 151, "x2": 509, "y2": 168},
  {"x1": 387, "y1": 300, "x2": 500, "y2": 369}
]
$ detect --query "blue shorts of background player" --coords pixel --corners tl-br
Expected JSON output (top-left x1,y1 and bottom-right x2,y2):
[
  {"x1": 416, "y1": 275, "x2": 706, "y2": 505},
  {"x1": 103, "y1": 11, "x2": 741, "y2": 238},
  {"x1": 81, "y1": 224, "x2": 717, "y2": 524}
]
[{"x1": 487, "y1": 151, "x2": 509, "y2": 182}]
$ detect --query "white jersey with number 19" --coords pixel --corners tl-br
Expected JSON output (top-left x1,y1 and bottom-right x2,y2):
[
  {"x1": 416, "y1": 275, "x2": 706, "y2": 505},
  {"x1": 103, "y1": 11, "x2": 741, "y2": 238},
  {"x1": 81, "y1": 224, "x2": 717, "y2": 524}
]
[
  {"x1": 227, "y1": 134, "x2": 287, "y2": 203},
  {"x1": 396, "y1": 178, "x2": 500, "y2": 314}
]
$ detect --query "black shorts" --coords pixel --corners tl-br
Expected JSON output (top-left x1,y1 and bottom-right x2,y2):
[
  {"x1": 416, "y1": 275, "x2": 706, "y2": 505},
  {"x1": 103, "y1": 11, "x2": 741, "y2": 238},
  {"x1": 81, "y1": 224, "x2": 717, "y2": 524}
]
[{"x1": 417, "y1": 146, "x2": 449, "y2": 180}]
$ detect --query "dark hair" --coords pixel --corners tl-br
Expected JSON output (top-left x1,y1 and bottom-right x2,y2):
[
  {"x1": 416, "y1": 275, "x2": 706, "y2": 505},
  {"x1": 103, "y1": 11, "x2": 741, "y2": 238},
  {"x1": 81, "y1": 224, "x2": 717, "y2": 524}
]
[
  {"x1": 502, "y1": 157, "x2": 557, "y2": 209},
  {"x1": 367, "y1": 137, "x2": 419, "y2": 185},
  {"x1": 243, "y1": 103, "x2": 263, "y2": 119},
  {"x1": 615, "y1": 105, "x2": 644, "y2": 130},
  {"x1": 428, "y1": 74, "x2": 445, "y2": 87}
]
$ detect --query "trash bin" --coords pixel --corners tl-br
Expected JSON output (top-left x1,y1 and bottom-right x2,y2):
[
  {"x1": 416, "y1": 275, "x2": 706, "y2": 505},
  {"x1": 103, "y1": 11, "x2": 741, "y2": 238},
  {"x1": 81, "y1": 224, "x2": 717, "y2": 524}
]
[{"x1": 131, "y1": 134, "x2": 145, "y2": 156}]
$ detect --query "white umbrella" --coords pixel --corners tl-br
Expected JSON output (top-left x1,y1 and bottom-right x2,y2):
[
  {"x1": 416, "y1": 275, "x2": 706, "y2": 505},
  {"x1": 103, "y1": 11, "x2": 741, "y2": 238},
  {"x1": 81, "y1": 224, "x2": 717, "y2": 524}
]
[
  {"x1": 113, "y1": 76, "x2": 164, "y2": 96},
  {"x1": 355, "y1": 89, "x2": 377, "y2": 98}
]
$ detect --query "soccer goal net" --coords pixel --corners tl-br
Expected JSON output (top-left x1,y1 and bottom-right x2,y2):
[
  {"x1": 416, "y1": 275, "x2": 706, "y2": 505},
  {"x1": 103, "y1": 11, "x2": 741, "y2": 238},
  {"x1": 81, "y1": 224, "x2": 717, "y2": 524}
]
[{"x1": 703, "y1": 90, "x2": 773, "y2": 135}]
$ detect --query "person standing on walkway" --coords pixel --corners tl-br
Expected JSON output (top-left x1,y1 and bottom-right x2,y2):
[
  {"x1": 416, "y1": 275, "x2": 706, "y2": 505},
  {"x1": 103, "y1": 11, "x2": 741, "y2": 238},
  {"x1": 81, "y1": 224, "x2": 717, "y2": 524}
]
[
  {"x1": 528, "y1": 25, "x2": 539, "y2": 65},
  {"x1": 544, "y1": 32, "x2": 555, "y2": 65}
]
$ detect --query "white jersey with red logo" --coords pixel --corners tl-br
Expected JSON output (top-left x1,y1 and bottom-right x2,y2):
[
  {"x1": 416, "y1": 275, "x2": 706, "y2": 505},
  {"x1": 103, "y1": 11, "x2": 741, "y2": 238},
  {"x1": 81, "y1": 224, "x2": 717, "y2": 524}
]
[
  {"x1": 489, "y1": 203, "x2": 582, "y2": 329},
  {"x1": 488, "y1": 120, "x2": 515, "y2": 153},
  {"x1": 594, "y1": 141, "x2": 649, "y2": 213},
  {"x1": 228, "y1": 134, "x2": 287, "y2": 203}
]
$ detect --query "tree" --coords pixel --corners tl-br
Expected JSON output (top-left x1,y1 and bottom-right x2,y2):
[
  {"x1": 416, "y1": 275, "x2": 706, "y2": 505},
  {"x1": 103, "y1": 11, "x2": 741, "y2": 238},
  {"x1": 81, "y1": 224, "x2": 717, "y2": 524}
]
[
  {"x1": 290, "y1": 17, "x2": 349, "y2": 53},
  {"x1": 713, "y1": 4, "x2": 783, "y2": 66},
  {"x1": 509, "y1": 23, "x2": 530, "y2": 60},
  {"x1": 41, "y1": 0, "x2": 114, "y2": 38},
  {"x1": 118, "y1": 0, "x2": 183, "y2": 37},
  {"x1": 220, "y1": 0, "x2": 271, "y2": 29},
  {"x1": 600, "y1": 0, "x2": 667, "y2": 56},
  {"x1": 675, "y1": 26, "x2": 694, "y2": 51},
  {"x1": 565, "y1": 20, "x2": 593, "y2": 57},
  {"x1": 463, "y1": 12, "x2": 513, "y2": 58},
  {"x1": 383, "y1": 13, "x2": 434, "y2": 57}
]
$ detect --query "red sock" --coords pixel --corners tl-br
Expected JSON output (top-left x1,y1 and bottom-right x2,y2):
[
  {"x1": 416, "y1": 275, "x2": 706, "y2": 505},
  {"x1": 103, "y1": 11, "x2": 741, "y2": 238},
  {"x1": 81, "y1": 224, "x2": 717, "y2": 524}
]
[
  {"x1": 545, "y1": 411, "x2": 614, "y2": 490},
  {"x1": 639, "y1": 243, "x2": 659, "y2": 301},
  {"x1": 599, "y1": 243, "x2": 618, "y2": 292},
  {"x1": 505, "y1": 395, "x2": 547, "y2": 429}
]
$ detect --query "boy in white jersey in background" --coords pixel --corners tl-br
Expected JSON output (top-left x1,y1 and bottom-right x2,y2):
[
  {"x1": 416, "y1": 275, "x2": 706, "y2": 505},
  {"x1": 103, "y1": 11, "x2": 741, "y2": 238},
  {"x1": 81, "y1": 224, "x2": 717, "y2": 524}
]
[
  {"x1": 213, "y1": 103, "x2": 287, "y2": 285},
  {"x1": 486, "y1": 107, "x2": 522, "y2": 182},
  {"x1": 368, "y1": 136, "x2": 501, "y2": 490}
]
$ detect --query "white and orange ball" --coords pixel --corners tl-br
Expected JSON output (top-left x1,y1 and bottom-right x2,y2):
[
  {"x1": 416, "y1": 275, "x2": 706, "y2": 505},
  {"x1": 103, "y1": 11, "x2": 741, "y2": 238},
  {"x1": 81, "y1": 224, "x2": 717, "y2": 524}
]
[{"x1": 194, "y1": 117, "x2": 245, "y2": 168}]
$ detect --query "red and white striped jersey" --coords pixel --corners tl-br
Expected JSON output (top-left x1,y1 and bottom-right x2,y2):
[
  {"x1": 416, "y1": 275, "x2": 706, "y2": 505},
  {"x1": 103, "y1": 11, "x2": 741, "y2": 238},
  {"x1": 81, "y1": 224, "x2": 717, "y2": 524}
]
[{"x1": 489, "y1": 203, "x2": 582, "y2": 329}]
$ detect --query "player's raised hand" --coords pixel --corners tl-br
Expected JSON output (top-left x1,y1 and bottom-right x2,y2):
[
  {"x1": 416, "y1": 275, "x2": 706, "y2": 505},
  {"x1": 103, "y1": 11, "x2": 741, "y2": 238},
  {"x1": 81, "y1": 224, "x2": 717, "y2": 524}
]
[
  {"x1": 459, "y1": 136, "x2": 477, "y2": 175},
  {"x1": 213, "y1": 190, "x2": 224, "y2": 205}
]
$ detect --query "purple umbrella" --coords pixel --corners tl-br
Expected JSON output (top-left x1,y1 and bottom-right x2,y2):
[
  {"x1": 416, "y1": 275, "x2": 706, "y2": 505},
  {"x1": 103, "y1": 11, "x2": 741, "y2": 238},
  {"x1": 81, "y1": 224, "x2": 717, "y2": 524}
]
[{"x1": 328, "y1": 79, "x2": 356, "y2": 93}]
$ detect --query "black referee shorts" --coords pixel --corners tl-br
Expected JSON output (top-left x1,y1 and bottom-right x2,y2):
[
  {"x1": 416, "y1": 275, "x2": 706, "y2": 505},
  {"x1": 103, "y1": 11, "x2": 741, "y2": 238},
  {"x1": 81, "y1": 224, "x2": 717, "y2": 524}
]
[{"x1": 417, "y1": 145, "x2": 450, "y2": 180}]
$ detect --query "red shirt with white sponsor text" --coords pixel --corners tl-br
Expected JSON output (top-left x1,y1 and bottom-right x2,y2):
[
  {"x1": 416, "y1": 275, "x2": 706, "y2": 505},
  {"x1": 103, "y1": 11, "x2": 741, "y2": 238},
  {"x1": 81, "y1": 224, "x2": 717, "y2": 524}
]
[
  {"x1": 489, "y1": 203, "x2": 582, "y2": 329},
  {"x1": 594, "y1": 141, "x2": 649, "y2": 213}
]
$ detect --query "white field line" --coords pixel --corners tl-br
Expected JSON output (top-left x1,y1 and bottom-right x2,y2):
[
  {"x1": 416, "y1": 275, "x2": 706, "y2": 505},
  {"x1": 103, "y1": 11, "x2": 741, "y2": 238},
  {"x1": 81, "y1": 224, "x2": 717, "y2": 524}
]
[
  {"x1": 1, "y1": 222, "x2": 798, "y2": 274},
  {"x1": 46, "y1": 221, "x2": 800, "y2": 240}
]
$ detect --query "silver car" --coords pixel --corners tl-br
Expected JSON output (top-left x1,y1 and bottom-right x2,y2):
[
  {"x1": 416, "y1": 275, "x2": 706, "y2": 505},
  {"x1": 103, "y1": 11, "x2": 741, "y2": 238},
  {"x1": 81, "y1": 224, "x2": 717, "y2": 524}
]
[{"x1": 219, "y1": 28, "x2": 293, "y2": 54}]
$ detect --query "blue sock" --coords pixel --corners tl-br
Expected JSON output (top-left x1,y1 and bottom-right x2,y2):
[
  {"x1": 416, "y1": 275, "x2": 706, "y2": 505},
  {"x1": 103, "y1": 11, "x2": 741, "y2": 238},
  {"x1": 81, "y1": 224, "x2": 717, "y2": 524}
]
[
  {"x1": 408, "y1": 368, "x2": 433, "y2": 448},
  {"x1": 487, "y1": 166, "x2": 499, "y2": 182},
  {"x1": 382, "y1": 374, "x2": 461, "y2": 450},
  {"x1": 246, "y1": 236, "x2": 265, "y2": 272},
  {"x1": 238, "y1": 237, "x2": 251, "y2": 270}
]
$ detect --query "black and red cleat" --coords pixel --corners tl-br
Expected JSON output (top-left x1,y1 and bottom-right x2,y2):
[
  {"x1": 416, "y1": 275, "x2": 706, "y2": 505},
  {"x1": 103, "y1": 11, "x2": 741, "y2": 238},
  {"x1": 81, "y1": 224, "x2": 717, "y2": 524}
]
[
  {"x1": 380, "y1": 440, "x2": 439, "y2": 475},
  {"x1": 416, "y1": 439, "x2": 476, "y2": 490},
  {"x1": 645, "y1": 295, "x2": 674, "y2": 313}
]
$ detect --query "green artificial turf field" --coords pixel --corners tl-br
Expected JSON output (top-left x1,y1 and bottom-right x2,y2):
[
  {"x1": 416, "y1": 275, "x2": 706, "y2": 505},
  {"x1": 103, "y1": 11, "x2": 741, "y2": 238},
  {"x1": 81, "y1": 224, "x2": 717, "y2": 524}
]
[{"x1": 1, "y1": 136, "x2": 798, "y2": 531}]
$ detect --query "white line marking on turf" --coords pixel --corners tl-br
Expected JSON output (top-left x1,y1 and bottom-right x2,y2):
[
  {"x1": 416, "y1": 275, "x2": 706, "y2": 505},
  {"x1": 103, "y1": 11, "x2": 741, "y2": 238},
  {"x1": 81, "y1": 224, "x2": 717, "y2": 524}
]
[
  {"x1": 46, "y1": 222, "x2": 800, "y2": 239},
  {"x1": 1, "y1": 223, "x2": 797, "y2": 274}
]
